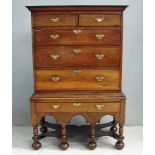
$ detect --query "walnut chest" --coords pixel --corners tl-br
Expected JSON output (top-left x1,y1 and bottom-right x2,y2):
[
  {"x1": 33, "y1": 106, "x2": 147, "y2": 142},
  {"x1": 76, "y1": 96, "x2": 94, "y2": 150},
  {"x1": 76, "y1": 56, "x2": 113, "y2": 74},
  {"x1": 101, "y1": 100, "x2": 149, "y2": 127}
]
[{"x1": 27, "y1": 5, "x2": 127, "y2": 150}]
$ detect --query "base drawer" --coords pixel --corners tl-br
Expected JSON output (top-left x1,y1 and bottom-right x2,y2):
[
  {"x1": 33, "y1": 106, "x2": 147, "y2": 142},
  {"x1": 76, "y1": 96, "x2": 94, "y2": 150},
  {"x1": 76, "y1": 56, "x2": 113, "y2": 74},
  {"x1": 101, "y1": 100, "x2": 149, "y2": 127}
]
[{"x1": 36, "y1": 102, "x2": 120, "y2": 113}]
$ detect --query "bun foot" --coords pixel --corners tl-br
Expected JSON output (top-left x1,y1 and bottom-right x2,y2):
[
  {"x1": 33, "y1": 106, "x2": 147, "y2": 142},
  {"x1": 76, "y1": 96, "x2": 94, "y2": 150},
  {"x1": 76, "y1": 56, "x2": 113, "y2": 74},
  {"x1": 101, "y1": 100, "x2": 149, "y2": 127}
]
[
  {"x1": 40, "y1": 127, "x2": 47, "y2": 133},
  {"x1": 88, "y1": 141, "x2": 97, "y2": 150},
  {"x1": 60, "y1": 142, "x2": 69, "y2": 150},
  {"x1": 110, "y1": 126, "x2": 118, "y2": 133},
  {"x1": 32, "y1": 142, "x2": 41, "y2": 150},
  {"x1": 115, "y1": 141, "x2": 124, "y2": 150}
]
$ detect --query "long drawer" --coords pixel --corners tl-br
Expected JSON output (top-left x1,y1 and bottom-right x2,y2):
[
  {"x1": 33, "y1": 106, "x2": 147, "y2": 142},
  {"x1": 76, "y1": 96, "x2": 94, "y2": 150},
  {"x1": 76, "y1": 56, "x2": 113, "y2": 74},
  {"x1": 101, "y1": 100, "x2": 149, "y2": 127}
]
[
  {"x1": 35, "y1": 69, "x2": 120, "y2": 91},
  {"x1": 36, "y1": 102, "x2": 120, "y2": 113},
  {"x1": 35, "y1": 46, "x2": 120, "y2": 68},
  {"x1": 34, "y1": 27, "x2": 121, "y2": 46}
]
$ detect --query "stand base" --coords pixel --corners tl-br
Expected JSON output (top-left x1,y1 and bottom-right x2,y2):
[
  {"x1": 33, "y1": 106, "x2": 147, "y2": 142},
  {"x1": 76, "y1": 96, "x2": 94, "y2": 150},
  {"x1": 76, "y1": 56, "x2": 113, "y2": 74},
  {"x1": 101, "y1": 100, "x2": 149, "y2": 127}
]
[{"x1": 30, "y1": 92, "x2": 126, "y2": 150}]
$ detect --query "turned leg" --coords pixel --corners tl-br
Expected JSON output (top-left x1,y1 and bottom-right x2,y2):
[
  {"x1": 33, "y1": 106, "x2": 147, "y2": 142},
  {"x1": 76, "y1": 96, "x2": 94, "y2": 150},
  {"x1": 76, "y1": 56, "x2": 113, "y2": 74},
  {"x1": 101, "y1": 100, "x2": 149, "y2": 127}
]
[
  {"x1": 110, "y1": 118, "x2": 118, "y2": 134},
  {"x1": 40, "y1": 117, "x2": 47, "y2": 133},
  {"x1": 32, "y1": 126, "x2": 41, "y2": 150},
  {"x1": 59, "y1": 124, "x2": 69, "y2": 150},
  {"x1": 88, "y1": 124, "x2": 97, "y2": 150},
  {"x1": 115, "y1": 124, "x2": 124, "y2": 150}
]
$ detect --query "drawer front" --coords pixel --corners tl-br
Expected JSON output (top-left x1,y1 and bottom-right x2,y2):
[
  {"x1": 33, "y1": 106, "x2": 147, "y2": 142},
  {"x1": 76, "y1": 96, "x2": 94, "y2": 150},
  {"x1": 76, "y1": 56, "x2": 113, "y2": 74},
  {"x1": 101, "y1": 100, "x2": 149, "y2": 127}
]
[
  {"x1": 35, "y1": 69, "x2": 120, "y2": 91},
  {"x1": 35, "y1": 46, "x2": 120, "y2": 68},
  {"x1": 36, "y1": 102, "x2": 120, "y2": 113},
  {"x1": 34, "y1": 27, "x2": 121, "y2": 46},
  {"x1": 79, "y1": 14, "x2": 121, "y2": 26},
  {"x1": 33, "y1": 13, "x2": 76, "y2": 26},
  {"x1": 88, "y1": 102, "x2": 120, "y2": 112}
]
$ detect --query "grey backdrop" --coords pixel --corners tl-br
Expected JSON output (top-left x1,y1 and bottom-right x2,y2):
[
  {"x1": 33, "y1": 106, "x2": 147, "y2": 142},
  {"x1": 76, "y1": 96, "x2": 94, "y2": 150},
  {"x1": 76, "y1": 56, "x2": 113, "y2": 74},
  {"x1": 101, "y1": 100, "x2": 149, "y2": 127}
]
[{"x1": 12, "y1": 0, "x2": 143, "y2": 126}]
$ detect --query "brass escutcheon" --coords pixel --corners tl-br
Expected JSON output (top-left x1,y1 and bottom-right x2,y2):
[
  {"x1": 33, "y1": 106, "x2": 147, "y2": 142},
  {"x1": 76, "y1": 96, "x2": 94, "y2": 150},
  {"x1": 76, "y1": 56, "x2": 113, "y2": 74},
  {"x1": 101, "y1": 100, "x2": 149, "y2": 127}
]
[
  {"x1": 96, "y1": 104, "x2": 105, "y2": 110},
  {"x1": 73, "y1": 48, "x2": 82, "y2": 54},
  {"x1": 95, "y1": 17, "x2": 105, "y2": 23},
  {"x1": 96, "y1": 54, "x2": 105, "y2": 60},
  {"x1": 73, "y1": 103, "x2": 81, "y2": 107},
  {"x1": 95, "y1": 34, "x2": 105, "y2": 40},
  {"x1": 74, "y1": 70, "x2": 81, "y2": 75},
  {"x1": 50, "y1": 17, "x2": 59, "y2": 23},
  {"x1": 73, "y1": 29, "x2": 82, "y2": 34}
]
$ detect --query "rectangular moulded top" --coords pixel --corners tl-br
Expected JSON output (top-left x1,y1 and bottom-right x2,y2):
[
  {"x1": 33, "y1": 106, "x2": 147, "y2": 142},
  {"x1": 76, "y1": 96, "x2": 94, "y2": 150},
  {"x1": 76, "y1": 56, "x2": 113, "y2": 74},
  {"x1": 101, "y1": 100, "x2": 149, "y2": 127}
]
[{"x1": 26, "y1": 5, "x2": 128, "y2": 12}]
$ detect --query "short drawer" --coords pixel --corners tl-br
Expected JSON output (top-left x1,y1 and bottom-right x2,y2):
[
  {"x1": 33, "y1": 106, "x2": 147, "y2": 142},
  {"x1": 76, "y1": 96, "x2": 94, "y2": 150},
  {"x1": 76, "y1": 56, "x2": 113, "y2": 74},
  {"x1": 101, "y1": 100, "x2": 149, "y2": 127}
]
[
  {"x1": 36, "y1": 102, "x2": 120, "y2": 113},
  {"x1": 35, "y1": 69, "x2": 120, "y2": 91},
  {"x1": 34, "y1": 27, "x2": 121, "y2": 46},
  {"x1": 33, "y1": 13, "x2": 76, "y2": 26},
  {"x1": 79, "y1": 14, "x2": 121, "y2": 26},
  {"x1": 35, "y1": 46, "x2": 120, "y2": 68}
]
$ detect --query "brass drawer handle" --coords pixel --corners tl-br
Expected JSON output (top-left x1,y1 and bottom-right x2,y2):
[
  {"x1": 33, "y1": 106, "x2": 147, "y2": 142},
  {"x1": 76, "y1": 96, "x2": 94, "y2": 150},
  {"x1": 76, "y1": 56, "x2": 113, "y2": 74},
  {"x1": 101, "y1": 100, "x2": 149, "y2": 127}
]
[
  {"x1": 51, "y1": 105, "x2": 60, "y2": 109},
  {"x1": 73, "y1": 103, "x2": 81, "y2": 107},
  {"x1": 50, "y1": 17, "x2": 59, "y2": 23},
  {"x1": 51, "y1": 76, "x2": 61, "y2": 82},
  {"x1": 96, "y1": 104, "x2": 105, "y2": 110},
  {"x1": 50, "y1": 55, "x2": 60, "y2": 60},
  {"x1": 96, "y1": 34, "x2": 105, "y2": 40},
  {"x1": 73, "y1": 48, "x2": 82, "y2": 54},
  {"x1": 96, "y1": 54, "x2": 105, "y2": 60},
  {"x1": 96, "y1": 76, "x2": 104, "y2": 82},
  {"x1": 50, "y1": 34, "x2": 60, "y2": 39},
  {"x1": 95, "y1": 17, "x2": 104, "y2": 23},
  {"x1": 74, "y1": 70, "x2": 81, "y2": 75},
  {"x1": 73, "y1": 29, "x2": 82, "y2": 34}
]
